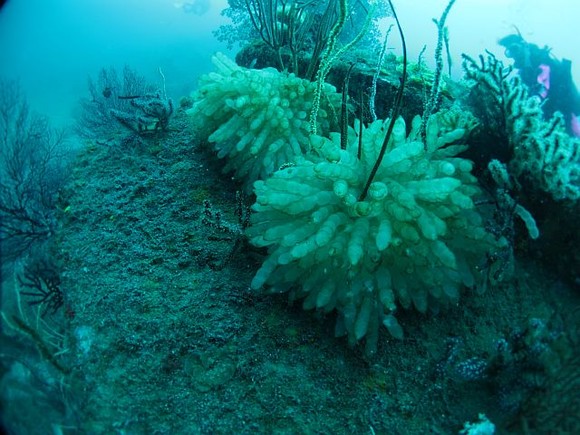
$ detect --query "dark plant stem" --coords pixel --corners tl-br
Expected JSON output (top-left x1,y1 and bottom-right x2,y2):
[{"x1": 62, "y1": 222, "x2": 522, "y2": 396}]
[{"x1": 359, "y1": 0, "x2": 407, "y2": 201}]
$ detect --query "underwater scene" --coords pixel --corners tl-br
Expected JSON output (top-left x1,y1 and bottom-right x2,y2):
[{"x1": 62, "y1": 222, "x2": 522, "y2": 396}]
[{"x1": 0, "y1": 0, "x2": 579, "y2": 433}]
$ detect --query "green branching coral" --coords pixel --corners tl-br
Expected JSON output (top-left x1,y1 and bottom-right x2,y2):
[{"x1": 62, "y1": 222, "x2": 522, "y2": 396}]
[
  {"x1": 188, "y1": 53, "x2": 341, "y2": 192},
  {"x1": 247, "y1": 112, "x2": 500, "y2": 355},
  {"x1": 463, "y1": 53, "x2": 580, "y2": 202}
]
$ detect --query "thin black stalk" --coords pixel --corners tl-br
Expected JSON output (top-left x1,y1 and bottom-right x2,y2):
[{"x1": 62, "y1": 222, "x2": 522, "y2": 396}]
[
  {"x1": 340, "y1": 63, "x2": 356, "y2": 150},
  {"x1": 359, "y1": 0, "x2": 406, "y2": 201},
  {"x1": 358, "y1": 88, "x2": 364, "y2": 160}
]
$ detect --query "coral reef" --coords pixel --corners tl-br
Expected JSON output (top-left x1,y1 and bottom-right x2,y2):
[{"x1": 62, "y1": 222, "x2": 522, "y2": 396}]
[
  {"x1": 75, "y1": 65, "x2": 156, "y2": 138},
  {"x1": 463, "y1": 52, "x2": 580, "y2": 286},
  {"x1": 247, "y1": 111, "x2": 502, "y2": 354},
  {"x1": 110, "y1": 92, "x2": 174, "y2": 134},
  {"x1": 463, "y1": 53, "x2": 580, "y2": 202},
  {"x1": 215, "y1": 0, "x2": 390, "y2": 80},
  {"x1": 188, "y1": 53, "x2": 341, "y2": 192}
]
